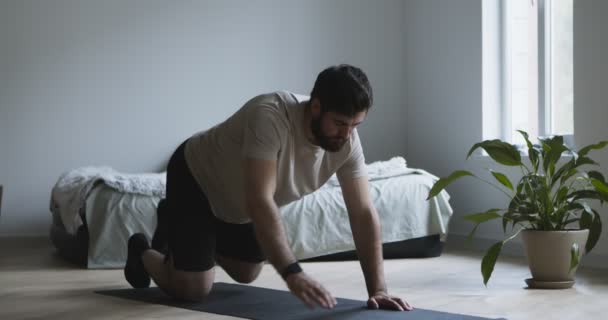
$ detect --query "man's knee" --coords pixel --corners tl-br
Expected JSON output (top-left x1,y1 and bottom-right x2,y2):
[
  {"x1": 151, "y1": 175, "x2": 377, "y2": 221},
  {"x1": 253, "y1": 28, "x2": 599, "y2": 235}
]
[
  {"x1": 168, "y1": 268, "x2": 214, "y2": 302},
  {"x1": 231, "y1": 266, "x2": 262, "y2": 284},
  {"x1": 226, "y1": 262, "x2": 264, "y2": 284},
  {"x1": 215, "y1": 255, "x2": 263, "y2": 284}
]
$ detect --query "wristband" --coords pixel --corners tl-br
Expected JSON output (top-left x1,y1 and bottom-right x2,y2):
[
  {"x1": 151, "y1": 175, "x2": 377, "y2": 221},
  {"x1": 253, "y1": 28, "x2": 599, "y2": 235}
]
[{"x1": 281, "y1": 262, "x2": 303, "y2": 280}]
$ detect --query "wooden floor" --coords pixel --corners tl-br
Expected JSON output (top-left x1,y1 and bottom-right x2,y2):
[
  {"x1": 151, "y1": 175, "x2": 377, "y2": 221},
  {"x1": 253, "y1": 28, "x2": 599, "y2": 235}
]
[{"x1": 1, "y1": 237, "x2": 607, "y2": 320}]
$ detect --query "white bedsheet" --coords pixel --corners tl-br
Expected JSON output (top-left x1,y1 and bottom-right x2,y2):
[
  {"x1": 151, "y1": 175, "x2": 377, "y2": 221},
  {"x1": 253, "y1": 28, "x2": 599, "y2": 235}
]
[
  {"x1": 85, "y1": 184, "x2": 160, "y2": 268},
  {"x1": 82, "y1": 164, "x2": 452, "y2": 268},
  {"x1": 281, "y1": 170, "x2": 452, "y2": 260}
]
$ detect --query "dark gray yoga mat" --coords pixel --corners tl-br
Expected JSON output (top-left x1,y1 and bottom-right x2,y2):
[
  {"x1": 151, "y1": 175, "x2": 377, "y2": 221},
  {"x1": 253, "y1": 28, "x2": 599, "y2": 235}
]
[{"x1": 97, "y1": 282, "x2": 505, "y2": 320}]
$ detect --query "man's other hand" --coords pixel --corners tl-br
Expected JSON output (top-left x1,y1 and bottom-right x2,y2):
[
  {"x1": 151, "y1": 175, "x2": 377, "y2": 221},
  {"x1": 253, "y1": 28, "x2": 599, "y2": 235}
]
[
  {"x1": 285, "y1": 272, "x2": 337, "y2": 309},
  {"x1": 367, "y1": 291, "x2": 413, "y2": 311}
]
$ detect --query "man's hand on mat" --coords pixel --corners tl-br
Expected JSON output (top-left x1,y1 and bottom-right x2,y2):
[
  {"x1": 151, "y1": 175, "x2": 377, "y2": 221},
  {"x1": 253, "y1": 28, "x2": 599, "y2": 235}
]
[
  {"x1": 285, "y1": 272, "x2": 337, "y2": 309},
  {"x1": 367, "y1": 291, "x2": 413, "y2": 311}
]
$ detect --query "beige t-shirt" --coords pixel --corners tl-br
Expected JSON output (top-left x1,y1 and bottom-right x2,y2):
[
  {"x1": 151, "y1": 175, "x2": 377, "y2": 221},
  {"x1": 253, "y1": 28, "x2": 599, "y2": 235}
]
[{"x1": 184, "y1": 90, "x2": 367, "y2": 223}]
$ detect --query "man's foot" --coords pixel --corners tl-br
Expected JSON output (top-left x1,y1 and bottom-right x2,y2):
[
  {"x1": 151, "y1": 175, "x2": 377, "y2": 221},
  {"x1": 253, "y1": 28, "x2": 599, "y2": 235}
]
[
  {"x1": 151, "y1": 199, "x2": 168, "y2": 254},
  {"x1": 124, "y1": 233, "x2": 151, "y2": 288}
]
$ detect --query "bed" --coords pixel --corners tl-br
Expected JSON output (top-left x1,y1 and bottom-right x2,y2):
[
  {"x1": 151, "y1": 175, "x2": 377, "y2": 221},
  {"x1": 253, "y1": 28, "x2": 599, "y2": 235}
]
[{"x1": 49, "y1": 157, "x2": 452, "y2": 269}]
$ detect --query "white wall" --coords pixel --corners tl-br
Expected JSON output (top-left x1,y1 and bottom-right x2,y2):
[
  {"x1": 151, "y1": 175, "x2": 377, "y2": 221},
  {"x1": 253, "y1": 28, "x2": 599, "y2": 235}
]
[
  {"x1": 0, "y1": 0, "x2": 409, "y2": 236},
  {"x1": 403, "y1": 0, "x2": 608, "y2": 267}
]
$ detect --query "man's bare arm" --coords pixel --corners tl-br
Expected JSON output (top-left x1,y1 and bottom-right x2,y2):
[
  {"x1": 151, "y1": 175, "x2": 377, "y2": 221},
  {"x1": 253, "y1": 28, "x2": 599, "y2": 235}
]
[
  {"x1": 339, "y1": 176, "x2": 386, "y2": 294},
  {"x1": 243, "y1": 157, "x2": 294, "y2": 271},
  {"x1": 243, "y1": 157, "x2": 336, "y2": 309},
  {"x1": 340, "y1": 175, "x2": 413, "y2": 311}
]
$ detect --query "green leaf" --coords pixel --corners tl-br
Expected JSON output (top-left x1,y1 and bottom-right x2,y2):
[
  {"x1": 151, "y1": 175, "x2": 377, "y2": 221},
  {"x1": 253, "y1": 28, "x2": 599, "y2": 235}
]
[
  {"x1": 587, "y1": 210, "x2": 602, "y2": 253},
  {"x1": 539, "y1": 181, "x2": 553, "y2": 219},
  {"x1": 591, "y1": 178, "x2": 608, "y2": 195},
  {"x1": 466, "y1": 224, "x2": 480, "y2": 246},
  {"x1": 517, "y1": 130, "x2": 532, "y2": 148},
  {"x1": 502, "y1": 213, "x2": 510, "y2": 233},
  {"x1": 575, "y1": 156, "x2": 598, "y2": 168},
  {"x1": 562, "y1": 217, "x2": 582, "y2": 226},
  {"x1": 427, "y1": 170, "x2": 474, "y2": 200},
  {"x1": 570, "y1": 190, "x2": 604, "y2": 202},
  {"x1": 463, "y1": 209, "x2": 502, "y2": 224},
  {"x1": 509, "y1": 213, "x2": 542, "y2": 225},
  {"x1": 490, "y1": 171, "x2": 514, "y2": 191},
  {"x1": 467, "y1": 140, "x2": 489, "y2": 159},
  {"x1": 551, "y1": 159, "x2": 574, "y2": 187},
  {"x1": 568, "y1": 202, "x2": 585, "y2": 211},
  {"x1": 541, "y1": 136, "x2": 569, "y2": 175},
  {"x1": 479, "y1": 229, "x2": 522, "y2": 286},
  {"x1": 548, "y1": 162, "x2": 556, "y2": 179},
  {"x1": 467, "y1": 142, "x2": 485, "y2": 158},
  {"x1": 570, "y1": 243, "x2": 580, "y2": 272},
  {"x1": 529, "y1": 148, "x2": 540, "y2": 173},
  {"x1": 588, "y1": 215, "x2": 602, "y2": 253},
  {"x1": 588, "y1": 171, "x2": 606, "y2": 184},
  {"x1": 560, "y1": 168, "x2": 579, "y2": 185},
  {"x1": 552, "y1": 207, "x2": 569, "y2": 228},
  {"x1": 580, "y1": 209, "x2": 593, "y2": 229},
  {"x1": 555, "y1": 186, "x2": 570, "y2": 207},
  {"x1": 467, "y1": 140, "x2": 522, "y2": 166},
  {"x1": 524, "y1": 181, "x2": 534, "y2": 199},
  {"x1": 481, "y1": 241, "x2": 503, "y2": 286},
  {"x1": 517, "y1": 130, "x2": 539, "y2": 171},
  {"x1": 578, "y1": 141, "x2": 608, "y2": 157},
  {"x1": 579, "y1": 207, "x2": 602, "y2": 253}
]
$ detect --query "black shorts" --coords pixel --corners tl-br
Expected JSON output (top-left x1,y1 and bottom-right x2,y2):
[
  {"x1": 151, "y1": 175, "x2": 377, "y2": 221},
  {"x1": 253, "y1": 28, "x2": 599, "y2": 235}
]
[{"x1": 164, "y1": 140, "x2": 266, "y2": 272}]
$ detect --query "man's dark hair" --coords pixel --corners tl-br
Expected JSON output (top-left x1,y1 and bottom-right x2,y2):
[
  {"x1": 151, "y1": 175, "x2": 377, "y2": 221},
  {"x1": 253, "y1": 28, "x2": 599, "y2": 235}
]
[{"x1": 310, "y1": 64, "x2": 373, "y2": 116}]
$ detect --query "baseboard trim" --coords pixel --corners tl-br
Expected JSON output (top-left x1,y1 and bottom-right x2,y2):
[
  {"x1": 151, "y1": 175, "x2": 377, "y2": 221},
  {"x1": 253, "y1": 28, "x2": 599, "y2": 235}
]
[{"x1": 446, "y1": 233, "x2": 608, "y2": 269}]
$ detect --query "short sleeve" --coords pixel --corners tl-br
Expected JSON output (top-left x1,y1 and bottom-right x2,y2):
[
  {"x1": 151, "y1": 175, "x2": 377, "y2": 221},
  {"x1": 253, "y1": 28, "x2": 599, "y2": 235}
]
[
  {"x1": 242, "y1": 106, "x2": 286, "y2": 160},
  {"x1": 336, "y1": 130, "x2": 368, "y2": 182}
]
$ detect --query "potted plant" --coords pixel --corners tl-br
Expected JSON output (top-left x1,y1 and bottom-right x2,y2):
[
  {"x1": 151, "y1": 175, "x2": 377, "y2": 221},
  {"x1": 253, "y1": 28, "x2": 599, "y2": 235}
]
[{"x1": 427, "y1": 131, "x2": 608, "y2": 288}]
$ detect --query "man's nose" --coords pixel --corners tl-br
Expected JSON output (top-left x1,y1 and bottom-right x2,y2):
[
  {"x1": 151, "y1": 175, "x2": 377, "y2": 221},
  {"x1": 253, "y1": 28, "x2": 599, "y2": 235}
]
[{"x1": 339, "y1": 126, "x2": 352, "y2": 138}]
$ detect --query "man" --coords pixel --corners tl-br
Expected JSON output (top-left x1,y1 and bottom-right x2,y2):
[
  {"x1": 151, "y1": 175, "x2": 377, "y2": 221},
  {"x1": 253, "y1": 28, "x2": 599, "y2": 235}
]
[{"x1": 124, "y1": 64, "x2": 413, "y2": 311}]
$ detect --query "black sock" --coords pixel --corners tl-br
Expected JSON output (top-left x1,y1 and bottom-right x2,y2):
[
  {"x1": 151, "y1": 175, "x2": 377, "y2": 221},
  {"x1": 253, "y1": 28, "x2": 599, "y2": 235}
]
[
  {"x1": 151, "y1": 199, "x2": 168, "y2": 254},
  {"x1": 124, "y1": 233, "x2": 151, "y2": 289}
]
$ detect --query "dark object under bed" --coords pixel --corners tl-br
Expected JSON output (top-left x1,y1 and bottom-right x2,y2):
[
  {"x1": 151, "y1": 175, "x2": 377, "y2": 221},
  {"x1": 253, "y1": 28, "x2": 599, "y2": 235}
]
[
  {"x1": 51, "y1": 213, "x2": 443, "y2": 268},
  {"x1": 50, "y1": 219, "x2": 89, "y2": 266},
  {"x1": 301, "y1": 234, "x2": 443, "y2": 262}
]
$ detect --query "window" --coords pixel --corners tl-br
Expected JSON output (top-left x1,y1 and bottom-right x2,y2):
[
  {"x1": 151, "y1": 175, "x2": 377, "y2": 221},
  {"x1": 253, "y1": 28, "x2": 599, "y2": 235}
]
[{"x1": 485, "y1": 0, "x2": 573, "y2": 146}]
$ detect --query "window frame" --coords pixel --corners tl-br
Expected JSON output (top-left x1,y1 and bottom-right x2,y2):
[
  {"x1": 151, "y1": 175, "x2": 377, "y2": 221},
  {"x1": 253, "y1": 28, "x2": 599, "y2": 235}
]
[{"x1": 498, "y1": 0, "x2": 574, "y2": 148}]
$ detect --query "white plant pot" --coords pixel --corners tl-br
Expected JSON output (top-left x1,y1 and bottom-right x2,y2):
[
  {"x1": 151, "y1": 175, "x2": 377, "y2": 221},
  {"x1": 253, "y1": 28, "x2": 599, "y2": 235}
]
[{"x1": 521, "y1": 229, "x2": 589, "y2": 289}]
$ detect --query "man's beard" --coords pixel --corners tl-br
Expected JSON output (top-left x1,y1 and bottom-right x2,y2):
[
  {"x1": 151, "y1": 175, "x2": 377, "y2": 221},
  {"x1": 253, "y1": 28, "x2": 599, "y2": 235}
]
[{"x1": 310, "y1": 114, "x2": 347, "y2": 152}]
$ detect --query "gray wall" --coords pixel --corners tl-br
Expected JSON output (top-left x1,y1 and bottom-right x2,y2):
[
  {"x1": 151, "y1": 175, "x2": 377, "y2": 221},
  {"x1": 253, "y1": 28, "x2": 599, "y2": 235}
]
[
  {"x1": 0, "y1": 0, "x2": 409, "y2": 236},
  {"x1": 572, "y1": 0, "x2": 608, "y2": 263},
  {"x1": 3, "y1": 0, "x2": 607, "y2": 267},
  {"x1": 402, "y1": 0, "x2": 608, "y2": 266},
  {"x1": 402, "y1": 0, "x2": 488, "y2": 239}
]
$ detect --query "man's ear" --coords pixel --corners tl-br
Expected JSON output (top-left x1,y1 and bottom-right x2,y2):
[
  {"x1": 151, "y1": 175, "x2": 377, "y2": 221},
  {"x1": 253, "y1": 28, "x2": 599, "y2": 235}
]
[{"x1": 310, "y1": 98, "x2": 321, "y2": 117}]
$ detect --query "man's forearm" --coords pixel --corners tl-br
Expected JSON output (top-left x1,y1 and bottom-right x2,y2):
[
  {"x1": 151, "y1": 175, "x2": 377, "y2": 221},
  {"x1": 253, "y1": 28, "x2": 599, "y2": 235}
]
[
  {"x1": 247, "y1": 199, "x2": 297, "y2": 274},
  {"x1": 349, "y1": 208, "x2": 387, "y2": 296}
]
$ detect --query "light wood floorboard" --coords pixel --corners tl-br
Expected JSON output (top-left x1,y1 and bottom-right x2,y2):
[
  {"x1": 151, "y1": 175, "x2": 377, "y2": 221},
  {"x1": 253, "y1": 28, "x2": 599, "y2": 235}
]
[{"x1": 1, "y1": 237, "x2": 607, "y2": 320}]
